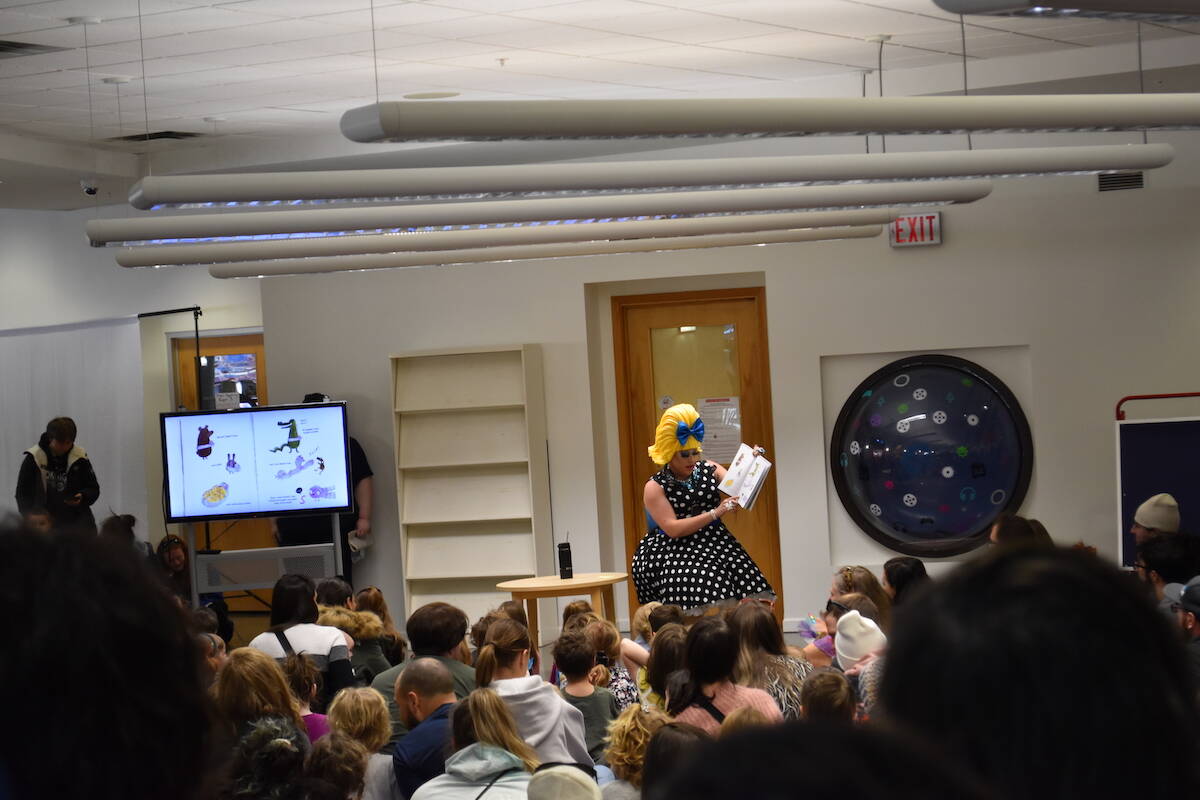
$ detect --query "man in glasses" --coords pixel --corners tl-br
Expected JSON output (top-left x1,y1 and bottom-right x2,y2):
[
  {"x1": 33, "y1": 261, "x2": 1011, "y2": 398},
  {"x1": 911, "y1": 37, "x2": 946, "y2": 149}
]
[
  {"x1": 1134, "y1": 532, "x2": 1200, "y2": 617},
  {"x1": 1163, "y1": 576, "x2": 1200, "y2": 689}
]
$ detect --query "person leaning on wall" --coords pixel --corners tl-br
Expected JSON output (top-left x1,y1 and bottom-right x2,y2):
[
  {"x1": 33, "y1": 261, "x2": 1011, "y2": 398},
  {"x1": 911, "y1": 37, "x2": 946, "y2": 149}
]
[{"x1": 15, "y1": 416, "x2": 100, "y2": 534}]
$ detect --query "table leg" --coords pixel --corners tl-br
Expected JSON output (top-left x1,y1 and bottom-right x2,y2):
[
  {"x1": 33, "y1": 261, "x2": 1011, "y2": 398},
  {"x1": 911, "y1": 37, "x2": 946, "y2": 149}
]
[
  {"x1": 590, "y1": 588, "x2": 605, "y2": 620},
  {"x1": 524, "y1": 593, "x2": 540, "y2": 651},
  {"x1": 601, "y1": 585, "x2": 616, "y2": 622}
]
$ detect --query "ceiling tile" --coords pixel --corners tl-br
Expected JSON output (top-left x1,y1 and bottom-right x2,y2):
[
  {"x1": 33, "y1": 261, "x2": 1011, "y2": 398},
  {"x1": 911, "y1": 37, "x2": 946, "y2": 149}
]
[{"x1": 377, "y1": 40, "x2": 511, "y2": 61}]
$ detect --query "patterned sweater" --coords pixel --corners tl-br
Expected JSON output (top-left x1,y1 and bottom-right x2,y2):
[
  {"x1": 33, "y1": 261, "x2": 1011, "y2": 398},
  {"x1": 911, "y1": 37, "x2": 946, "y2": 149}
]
[{"x1": 673, "y1": 681, "x2": 782, "y2": 735}]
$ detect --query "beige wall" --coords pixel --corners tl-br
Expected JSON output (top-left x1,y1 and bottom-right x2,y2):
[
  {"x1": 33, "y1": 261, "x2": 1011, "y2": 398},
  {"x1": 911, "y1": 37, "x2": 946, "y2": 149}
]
[{"x1": 260, "y1": 148, "x2": 1200, "y2": 628}]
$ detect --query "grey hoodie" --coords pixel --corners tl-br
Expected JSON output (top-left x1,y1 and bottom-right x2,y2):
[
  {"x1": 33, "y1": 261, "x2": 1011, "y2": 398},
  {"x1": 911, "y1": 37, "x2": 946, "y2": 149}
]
[
  {"x1": 410, "y1": 744, "x2": 530, "y2": 800},
  {"x1": 492, "y1": 675, "x2": 592, "y2": 766}
]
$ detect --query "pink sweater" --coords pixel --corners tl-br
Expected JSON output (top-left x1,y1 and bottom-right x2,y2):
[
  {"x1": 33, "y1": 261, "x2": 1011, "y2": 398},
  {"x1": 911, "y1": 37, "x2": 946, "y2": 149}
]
[{"x1": 673, "y1": 681, "x2": 782, "y2": 735}]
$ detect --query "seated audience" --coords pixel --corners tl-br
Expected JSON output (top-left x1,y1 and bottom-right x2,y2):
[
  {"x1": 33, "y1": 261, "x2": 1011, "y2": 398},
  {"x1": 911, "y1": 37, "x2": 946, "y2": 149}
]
[
  {"x1": 306, "y1": 732, "x2": 370, "y2": 800},
  {"x1": 639, "y1": 723, "x2": 709, "y2": 800},
  {"x1": 802, "y1": 593, "x2": 880, "y2": 668},
  {"x1": 646, "y1": 720, "x2": 991, "y2": 800},
  {"x1": 476, "y1": 617, "x2": 591, "y2": 765},
  {"x1": 356, "y1": 585, "x2": 408, "y2": 666},
  {"x1": 318, "y1": 577, "x2": 391, "y2": 683},
  {"x1": 585, "y1": 618, "x2": 641, "y2": 710},
  {"x1": 643, "y1": 622, "x2": 687, "y2": 709},
  {"x1": 223, "y1": 714, "x2": 311, "y2": 800},
  {"x1": 214, "y1": 647, "x2": 306, "y2": 741},
  {"x1": 283, "y1": 653, "x2": 331, "y2": 743},
  {"x1": 830, "y1": 566, "x2": 892, "y2": 632},
  {"x1": 470, "y1": 610, "x2": 504, "y2": 662},
  {"x1": 799, "y1": 669, "x2": 855, "y2": 723},
  {"x1": 497, "y1": 599, "x2": 540, "y2": 674},
  {"x1": 562, "y1": 599, "x2": 594, "y2": 628},
  {"x1": 0, "y1": 526, "x2": 211, "y2": 800},
  {"x1": 327, "y1": 687, "x2": 400, "y2": 800},
  {"x1": 411, "y1": 689, "x2": 537, "y2": 800},
  {"x1": 881, "y1": 546, "x2": 1200, "y2": 800},
  {"x1": 729, "y1": 602, "x2": 813, "y2": 719},
  {"x1": 1137, "y1": 531, "x2": 1200, "y2": 610},
  {"x1": 834, "y1": 610, "x2": 886, "y2": 672},
  {"x1": 881, "y1": 556, "x2": 930, "y2": 606},
  {"x1": 373, "y1": 602, "x2": 476, "y2": 747},
  {"x1": 555, "y1": 632, "x2": 621, "y2": 764},
  {"x1": 249, "y1": 573, "x2": 355, "y2": 711},
  {"x1": 392, "y1": 658, "x2": 458, "y2": 798},
  {"x1": 528, "y1": 765, "x2": 602, "y2": 800},
  {"x1": 601, "y1": 705, "x2": 670, "y2": 800},
  {"x1": 155, "y1": 533, "x2": 193, "y2": 604},
  {"x1": 989, "y1": 513, "x2": 1053, "y2": 549},
  {"x1": 668, "y1": 616, "x2": 782, "y2": 735},
  {"x1": 198, "y1": 631, "x2": 228, "y2": 687},
  {"x1": 647, "y1": 604, "x2": 684, "y2": 632},
  {"x1": 630, "y1": 602, "x2": 661, "y2": 650},
  {"x1": 1164, "y1": 577, "x2": 1200, "y2": 691},
  {"x1": 1131, "y1": 492, "x2": 1181, "y2": 544},
  {"x1": 22, "y1": 506, "x2": 52, "y2": 533},
  {"x1": 717, "y1": 706, "x2": 771, "y2": 738}
]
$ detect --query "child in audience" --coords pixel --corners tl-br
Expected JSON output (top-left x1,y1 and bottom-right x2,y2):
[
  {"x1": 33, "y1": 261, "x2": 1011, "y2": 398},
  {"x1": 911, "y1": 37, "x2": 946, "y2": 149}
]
[
  {"x1": 585, "y1": 618, "x2": 641, "y2": 710},
  {"x1": 470, "y1": 610, "x2": 504, "y2": 663},
  {"x1": 283, "y1": 653, "x2": 330, "y2": 743},
  {"x1": 668, "y1": 617, "x2": 782, "y2": 735},
  {"x1": 717, "y1": 706, "x2": 771, "y2": 738},
  {"x1": 223, "y1": 714, "x2": 311, "y2": 800},
  {"x1": 354, "y1": 586, "x2": 407, "y2": 666},
  {"x1": 562, "y1": 599, "x2": 594, "y2": 628},
  {"x1": 214, "y1": 647, "x2": 306, "y2": 740},
  {"x1": 639, "y1": 722, "x2": 710, "y2": 800},
  {"x1": 555, "y1": 632, "x2": 621, "y2": 765},
  {"x1": 831, "y1": 566, "x2": 892, "y2": 632},
  {"x1": 802, "y1": 593, "x2": 880, "y2": 669},
  {"x1": 647, "y1": 604, "x2": 684, "y2": 632},
  {"x1": 799, "y1": 669, "x2": 855, "y2": 723},
  {"x1": 476, "y1": 617, "x2": 591, "y2": 765},
  {"x1": 602, "y1": 705, "x2": 670, "y2": 800},
  {"x1": 881, "y1": 556, "x2": 931, "y2": 607},
  {"x1": 729, "y1": 602, "x2": 812, "y2": 719},
  {"x1": 630, "y1": 602, "x2": 660, "y2": 650},
  {"x1": 497, "y1": 600, "x2": 539, "y2": 674},
  {"x1": 644, "y1": 623, "x2": 686, "y2": 709},
  {"x1": 305, "y1": 731, "x2": 369, "y2": 800},
  {"x1": 411, "y1": 688, "x2": 537, "y2": 800},
  {"x1": 327, "y1": 687, "x2": 401, "y2": 800}
]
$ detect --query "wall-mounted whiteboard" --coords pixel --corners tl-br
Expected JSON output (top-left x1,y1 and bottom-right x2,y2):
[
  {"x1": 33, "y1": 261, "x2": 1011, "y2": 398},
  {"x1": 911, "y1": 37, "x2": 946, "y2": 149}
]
[{"x1": 1116, "y1": 416, "x2": 1200, "y2": 565}]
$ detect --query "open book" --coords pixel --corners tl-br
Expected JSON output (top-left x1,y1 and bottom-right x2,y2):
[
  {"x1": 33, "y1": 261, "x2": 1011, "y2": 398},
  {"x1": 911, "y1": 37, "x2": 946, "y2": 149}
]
[{"x1": 718, "y1": 443, "x2": 773, "y2": 510}]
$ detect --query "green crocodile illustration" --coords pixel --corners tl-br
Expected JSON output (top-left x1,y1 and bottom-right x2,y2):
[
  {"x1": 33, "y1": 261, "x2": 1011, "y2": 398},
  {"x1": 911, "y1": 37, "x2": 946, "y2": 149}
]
[{"x1": 270, "y1": 419, "x2": 301, "y2": 453}]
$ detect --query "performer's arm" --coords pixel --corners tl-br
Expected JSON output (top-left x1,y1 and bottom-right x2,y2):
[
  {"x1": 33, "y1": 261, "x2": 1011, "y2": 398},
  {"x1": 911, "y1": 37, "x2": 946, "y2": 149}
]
[{"x1": 644, "y1": 480, "x2": 737, "y2": 539}]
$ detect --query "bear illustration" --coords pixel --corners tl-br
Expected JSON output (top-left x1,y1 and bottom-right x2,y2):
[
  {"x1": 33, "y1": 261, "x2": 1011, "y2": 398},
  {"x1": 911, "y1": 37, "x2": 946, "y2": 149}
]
[{"x1": 196, "y1": 426, "x2": 213, "y2": 459}]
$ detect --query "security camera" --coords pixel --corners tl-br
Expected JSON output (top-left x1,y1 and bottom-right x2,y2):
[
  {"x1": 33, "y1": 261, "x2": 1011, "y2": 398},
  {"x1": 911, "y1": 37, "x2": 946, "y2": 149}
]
[{"x1": 80, "y1": 179, "x2": 97, "y2": 196}]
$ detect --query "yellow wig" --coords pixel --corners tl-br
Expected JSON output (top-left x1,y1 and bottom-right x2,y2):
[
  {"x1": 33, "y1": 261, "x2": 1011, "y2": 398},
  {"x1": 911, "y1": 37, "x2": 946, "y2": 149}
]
[{"x1": 648, "y1": 403, "x2": 705, "y2": 466}]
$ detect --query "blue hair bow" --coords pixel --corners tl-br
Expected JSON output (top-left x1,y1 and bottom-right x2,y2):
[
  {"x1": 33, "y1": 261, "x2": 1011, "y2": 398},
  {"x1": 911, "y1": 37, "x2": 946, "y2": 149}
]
[{"x1": 676, "y1": 418, "x2": 705, "y2": 445}]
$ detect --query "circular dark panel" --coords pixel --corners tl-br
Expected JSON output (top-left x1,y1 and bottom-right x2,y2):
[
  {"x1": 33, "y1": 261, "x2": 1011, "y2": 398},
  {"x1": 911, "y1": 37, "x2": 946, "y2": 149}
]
[{"x1": 830, "y1": 354, "x2": 1033, "y2": 557}]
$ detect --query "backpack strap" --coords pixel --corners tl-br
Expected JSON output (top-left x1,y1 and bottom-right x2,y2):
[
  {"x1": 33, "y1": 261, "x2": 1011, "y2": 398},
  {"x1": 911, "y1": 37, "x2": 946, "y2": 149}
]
[
  {"x1": 693, "y1": 694, "x2": 725, "y2": 724},
  {"x1": 272, "y1": 629, "x2": 296, "y2": 656},
  {"x1": 473, "y1": 767, "x2": 520, "y2": 800}
]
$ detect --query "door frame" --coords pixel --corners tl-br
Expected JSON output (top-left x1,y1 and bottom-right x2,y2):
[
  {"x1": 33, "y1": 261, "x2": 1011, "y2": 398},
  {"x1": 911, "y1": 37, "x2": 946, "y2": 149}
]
[{"x1": 611, "y1": 286, "x2": 780, "y2": 616}]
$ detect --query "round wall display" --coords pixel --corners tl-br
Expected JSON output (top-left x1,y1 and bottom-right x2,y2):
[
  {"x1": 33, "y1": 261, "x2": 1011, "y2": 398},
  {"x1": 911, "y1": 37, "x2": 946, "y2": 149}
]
[{"x1": 829, "y1": 354, "x2": 1033, "y2": 557}]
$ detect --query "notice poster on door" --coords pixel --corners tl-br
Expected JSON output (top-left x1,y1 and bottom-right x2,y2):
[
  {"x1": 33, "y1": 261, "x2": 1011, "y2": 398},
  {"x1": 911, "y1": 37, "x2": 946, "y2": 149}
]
[{"x1": 697, "y1": 396, "x2": 741, "y2": 465}]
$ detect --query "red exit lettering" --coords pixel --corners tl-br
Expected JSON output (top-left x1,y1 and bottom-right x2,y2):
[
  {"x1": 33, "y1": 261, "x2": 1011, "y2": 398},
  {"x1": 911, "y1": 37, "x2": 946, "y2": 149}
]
[{"x1": 889, "y1": 213, "x2": 942, "y2": 248}]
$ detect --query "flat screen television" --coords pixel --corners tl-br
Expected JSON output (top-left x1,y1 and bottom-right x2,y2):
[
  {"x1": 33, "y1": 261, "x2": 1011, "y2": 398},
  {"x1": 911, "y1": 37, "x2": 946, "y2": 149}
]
[{"x1": 161, "y1": 402, "x2": 353, "y2": 524}]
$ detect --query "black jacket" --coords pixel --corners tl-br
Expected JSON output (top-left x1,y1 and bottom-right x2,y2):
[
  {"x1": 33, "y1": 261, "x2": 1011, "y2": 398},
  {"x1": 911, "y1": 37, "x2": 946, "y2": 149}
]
[{"x1": 15, "y1": 433, "x2": 100, "y2": 532}]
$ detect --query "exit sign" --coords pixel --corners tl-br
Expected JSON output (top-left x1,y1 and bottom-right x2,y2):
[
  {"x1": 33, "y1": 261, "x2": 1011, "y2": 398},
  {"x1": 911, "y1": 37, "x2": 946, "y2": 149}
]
[{"x1": 890, "y1": 212, "x2": 942, "y2": 248}]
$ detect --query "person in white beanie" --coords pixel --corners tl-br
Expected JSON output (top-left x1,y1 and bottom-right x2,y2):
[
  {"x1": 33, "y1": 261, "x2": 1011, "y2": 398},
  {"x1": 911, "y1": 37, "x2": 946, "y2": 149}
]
[
  {"x1": 528, "y1": 765, "x2": 602, "y2": 800},
  {"x1": 835, "y1": 610, "x2": 887, "y2": 671},
  {"x1": 1131, "y1": 493, "x2": 1181, "y2": 544}
]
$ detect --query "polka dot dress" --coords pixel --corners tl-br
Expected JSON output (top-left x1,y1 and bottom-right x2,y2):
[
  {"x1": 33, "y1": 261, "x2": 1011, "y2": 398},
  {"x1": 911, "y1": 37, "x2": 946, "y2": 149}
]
[{"x1": 632, "y1": 461, "x2": 772, "y2": 609}]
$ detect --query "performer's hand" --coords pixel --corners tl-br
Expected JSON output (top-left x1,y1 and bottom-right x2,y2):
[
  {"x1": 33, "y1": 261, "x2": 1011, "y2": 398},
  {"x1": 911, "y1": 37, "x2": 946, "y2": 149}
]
[
  {"x1": 716, "y1": 499, "x2": 740, "y2": 518},
  {"x1": 354, "y1": 518, "x2": 371, "y2": 539}
]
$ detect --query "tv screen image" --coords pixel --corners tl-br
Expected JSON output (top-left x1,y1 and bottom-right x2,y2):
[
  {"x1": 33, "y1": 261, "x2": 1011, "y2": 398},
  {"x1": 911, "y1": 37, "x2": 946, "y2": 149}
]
[{"x1": 161, "y1": 402, "x2": 352, "y2": 524}]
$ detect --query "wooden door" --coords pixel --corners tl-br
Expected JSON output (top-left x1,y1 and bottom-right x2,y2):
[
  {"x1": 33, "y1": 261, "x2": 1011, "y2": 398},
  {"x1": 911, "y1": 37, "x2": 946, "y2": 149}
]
[
  {"x1": 172, "y1": 334, "x2": 273, "y2": 614},
  {"x1": 613, "y1": 287, "x2": 782, "y2": 619}
]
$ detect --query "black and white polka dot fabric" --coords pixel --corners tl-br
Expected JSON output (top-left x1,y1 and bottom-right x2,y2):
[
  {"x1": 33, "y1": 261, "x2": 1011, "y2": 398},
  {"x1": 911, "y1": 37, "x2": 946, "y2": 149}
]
[{"x1": 632, "y1": 461, "x2": 772, "y2": 609}]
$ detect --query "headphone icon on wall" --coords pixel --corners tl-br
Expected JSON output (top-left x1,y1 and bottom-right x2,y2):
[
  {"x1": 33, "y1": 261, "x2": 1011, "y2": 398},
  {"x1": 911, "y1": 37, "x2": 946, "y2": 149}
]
[{"x1": 959, "y1": 486, "x2": 977, "y2": 502}]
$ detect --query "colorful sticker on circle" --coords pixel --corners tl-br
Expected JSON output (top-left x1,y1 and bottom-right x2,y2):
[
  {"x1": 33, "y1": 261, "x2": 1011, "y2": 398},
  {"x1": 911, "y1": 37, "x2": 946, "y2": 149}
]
[
  {"x1": 961, "y1": 378, "x2": 974, "y2": 387},
  {"x1": 850, "y1": 441, "x2": 861, "y2": 455},
  {"x1": 932, "y1": 410, "x2": 947, "y2": 424},
  {"x1": 902, "y1": 493, "x2": 918, "y2": 507},
  {"x1": 893, "y1": 374, "x2": 910, "y2": 388},
  {"x1": 956, "y1": 446, "x2": 969, "y2": 458},
  {"x1": 967, "y1": 414, "x2": 980, "y2": 426},
  {"x1": 897, "y1": 403, "x2": 909, "y2": 414},
  {"x1": 884, "y1": 480, "x2": 895, "y2": 490},
  {"x1": 840, "y1": 453, "x2": 848, "y2": 467},
  {"x1": 913, "y1": 388, "x2": 927, "y2": 401},
  {"x1": 869, "y1": 414, "x2": 883, "y2": 427},
  {"x1": 869, "y1": 503, "x2": 882, "y2": 517},
  {"x1": 941, "y1": 466, "x2": 955, "y2": 479},
  {"x1": 896, "y1": 420, "x2": 910, "y2": 433},
  {"x1": 991, "y1": 489, "x2": 1006, "y2": 505}
]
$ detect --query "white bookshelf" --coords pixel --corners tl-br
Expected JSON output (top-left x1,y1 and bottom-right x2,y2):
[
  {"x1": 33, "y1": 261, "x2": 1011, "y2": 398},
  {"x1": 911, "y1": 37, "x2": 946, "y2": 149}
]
[{"x1": 392, "y1": 345, "x2": 551, "y2": 620}]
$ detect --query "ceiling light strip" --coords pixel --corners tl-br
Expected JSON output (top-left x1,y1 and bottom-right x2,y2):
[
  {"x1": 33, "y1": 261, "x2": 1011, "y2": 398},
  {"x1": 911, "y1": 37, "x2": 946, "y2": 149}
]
[
  {"x1": 93, "y1": 179, "x2": 990, "y2": 248},
  {"x1": 117, "y1": 208, "x2": 903, "y2": 268},
  {"x1": 125, "y1": 144, "x2": 1172, "y2": 210},
  {"x1": 339, "y1": 95, "x2": 1200, "y2": 143},
  {"x1": 932, "y1": 0, "x2": 1200, "y2": 21},
  {"x1": 207, "y1": 225, "x2": 884, "y2": 279}
]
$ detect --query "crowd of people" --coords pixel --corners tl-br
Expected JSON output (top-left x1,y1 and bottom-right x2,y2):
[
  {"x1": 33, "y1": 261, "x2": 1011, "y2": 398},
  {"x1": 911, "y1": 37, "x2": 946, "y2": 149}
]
[{"x1": 8, "y1": 413, "x2": 1200, "y2": 799}]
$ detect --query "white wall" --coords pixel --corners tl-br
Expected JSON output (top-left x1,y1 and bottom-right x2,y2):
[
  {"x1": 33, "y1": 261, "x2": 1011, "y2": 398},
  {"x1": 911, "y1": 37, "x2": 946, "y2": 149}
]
[{"x1": 260, "y1": 135, "x2": 1200, "y2": 627}]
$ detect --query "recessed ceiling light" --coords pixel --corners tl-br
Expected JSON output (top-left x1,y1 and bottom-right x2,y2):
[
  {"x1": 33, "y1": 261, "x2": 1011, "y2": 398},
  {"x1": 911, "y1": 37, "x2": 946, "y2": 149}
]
[
  {"x1": 64, "y1": 16, "x2": 102, "y2": 24},
  {"x1": 101, "y1": 76, "x2": 131, "y2": 84},
  {"x1": 402, "y1": 91, "x2": 460, "y2": 100}
]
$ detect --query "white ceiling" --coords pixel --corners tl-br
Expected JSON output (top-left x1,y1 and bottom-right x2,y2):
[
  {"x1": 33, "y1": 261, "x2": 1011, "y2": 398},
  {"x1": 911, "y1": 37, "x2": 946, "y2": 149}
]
[{"x1": 0, "y1": 0, "x2": 1198, "y2": 208}]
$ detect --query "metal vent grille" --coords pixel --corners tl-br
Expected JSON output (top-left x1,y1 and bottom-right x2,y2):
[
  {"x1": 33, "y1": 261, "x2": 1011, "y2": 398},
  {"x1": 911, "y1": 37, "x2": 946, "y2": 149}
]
[
  {"x1": 108, "y1": 130, "x2": 204, "y2": 142},
  {"x1": 0, "y1": 40, "x2": 70, "y2": 58},
  {"x1": 1098, "y1": 171, "x2": 1145, "y2": 192}
]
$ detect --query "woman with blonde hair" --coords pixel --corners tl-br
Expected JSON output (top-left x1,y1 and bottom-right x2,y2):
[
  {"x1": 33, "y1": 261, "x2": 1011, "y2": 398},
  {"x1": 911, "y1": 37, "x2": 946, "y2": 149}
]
[
  {"x1": 728, "y1": 602, "x2": 813, "y2": 720},
  {"x1": 831, "y1": 566, "x2": 892, "y2": 633},
  {"x1": 327, "y1": 687, "x2": 400, "y2": 800},
  {"x1": 584, "y1": 618, "x2": 640, "y2": 710},
  {"x1": 633, "y1": 404, "x2": 772, "y2": 609},
  {"x1": 602, "y1": 705, "x2": 670, "y2": 800},
  {"x1": 214, "y1": 647, "x2": 304, "y2": 740},
  {"x1": 411, "y1": 689, "x2": 537, "y2": 800},
  {"x1": 475, "y1": 617, "x2": 591, "y2": 765}
]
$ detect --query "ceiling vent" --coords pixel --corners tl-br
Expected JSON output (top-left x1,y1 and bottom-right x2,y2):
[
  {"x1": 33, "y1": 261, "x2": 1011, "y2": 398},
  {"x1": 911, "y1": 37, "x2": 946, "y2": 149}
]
[
  {"x1": 108, "y1": 130, "x2": 204, "y2": 142},
  {"x1": 0, "y1": 40, "x2": 71, "y2": 59},
  {"x1": 1098, "y1": 171, "x2": 1145, "y2": 192}
]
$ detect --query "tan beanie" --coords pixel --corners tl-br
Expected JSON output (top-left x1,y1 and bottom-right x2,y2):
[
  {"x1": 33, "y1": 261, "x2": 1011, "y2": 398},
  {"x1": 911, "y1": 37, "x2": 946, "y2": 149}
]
[{"x1": 1134, "y1": 493, "x2": 1180, "y2": 533}]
